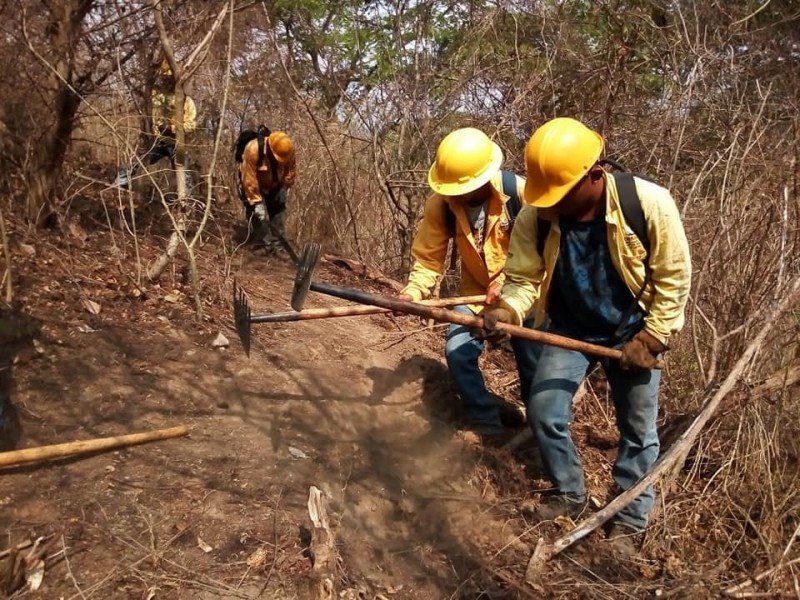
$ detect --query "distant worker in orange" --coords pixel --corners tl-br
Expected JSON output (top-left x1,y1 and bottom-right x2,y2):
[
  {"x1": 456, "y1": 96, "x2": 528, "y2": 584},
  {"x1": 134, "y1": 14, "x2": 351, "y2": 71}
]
[{"x1": 234, "y1": 125, "x2": 297, "y2": 253}]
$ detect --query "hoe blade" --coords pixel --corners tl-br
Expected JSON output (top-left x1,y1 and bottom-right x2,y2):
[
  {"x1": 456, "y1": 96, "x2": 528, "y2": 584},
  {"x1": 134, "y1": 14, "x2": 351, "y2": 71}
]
[
  {"x1": 291, "y1": 242, "x2": 321, "y2": 311},
  {"x1": 233, "y1": 279, "x2": 252, "y2": 356}
]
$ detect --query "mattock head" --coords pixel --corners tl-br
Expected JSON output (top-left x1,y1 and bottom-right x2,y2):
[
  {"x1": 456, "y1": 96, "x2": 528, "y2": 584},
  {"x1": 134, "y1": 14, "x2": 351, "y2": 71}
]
[
  {"x1": 233, "y1": 279, "x2": 252, "y2": 356},
  {"x1": 291, "y1": 242, "x2": 321, "y2": 311}
]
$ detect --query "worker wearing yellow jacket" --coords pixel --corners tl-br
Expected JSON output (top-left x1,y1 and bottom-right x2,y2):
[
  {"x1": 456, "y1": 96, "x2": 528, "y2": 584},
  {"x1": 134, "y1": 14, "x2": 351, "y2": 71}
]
[
  {"x1": 400, "y1": 127, "x2": 539, "y2": 436},
  {"x1": 116, "y1": 60, "x2": 198, "y2": 190},
  {"x1": 481, "y1": 118, "x2": 691, "y2": 555},
  {"x1": 237, "y1": 127, "x2": 297, "y2": 252}
]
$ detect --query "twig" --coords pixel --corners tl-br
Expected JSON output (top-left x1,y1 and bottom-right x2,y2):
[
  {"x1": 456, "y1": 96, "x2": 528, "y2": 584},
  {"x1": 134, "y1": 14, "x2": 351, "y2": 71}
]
[
  {"x1": 0, "y1": 539, "x2": 35, "y2": 561},
  {"x1": 61, "y1": 535, "x2": 87, "y2": 600},
  {"x1": 0, "y1": 204, "x2": 12, "y2": 303},
  {"x1": 724, "y1": 556, "x2": 800, "y2": 597},
  {"x1": 783, "y1": 521, "x2": 800, "y2": 560},
  {"x1": 731, "y1": 0, "x2": 772, "y2": 26}
]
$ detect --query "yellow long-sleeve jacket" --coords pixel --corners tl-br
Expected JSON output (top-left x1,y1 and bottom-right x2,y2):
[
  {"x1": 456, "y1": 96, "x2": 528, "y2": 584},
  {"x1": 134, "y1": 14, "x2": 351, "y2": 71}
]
[
  {"x1": 239, "y1": 133, "x2": 297, "y2": 207},
  {"x1": 151, "y1": 91, "x2": 197, "y2": 135},
  {"x1": 499, "y1": 174, "x2": 691, "y2": 345},
  {"x1": 402, "y1": 171, "x2": 525, "y2": 313}
]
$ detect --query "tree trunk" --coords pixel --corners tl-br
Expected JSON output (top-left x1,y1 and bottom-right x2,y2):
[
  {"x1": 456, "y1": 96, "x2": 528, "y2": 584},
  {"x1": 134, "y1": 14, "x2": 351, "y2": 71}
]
[
  {"x1": 24, "y1": 89, "x2": 81, "y2": 225},
  {"x1": 23, "y1": 0, "x2": 95, "y2": 225}
]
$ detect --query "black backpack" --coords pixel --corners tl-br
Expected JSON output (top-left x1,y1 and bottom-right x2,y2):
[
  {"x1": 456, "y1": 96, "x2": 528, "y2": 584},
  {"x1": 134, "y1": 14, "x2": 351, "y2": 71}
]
[
  {"x1": 234, "y1": 124, "x2": 271, "y2": 165},
  {"x1": 444, "y1": 170, "x2": 522, "y2": 235},
  {"x1": 535, "y1": 158, "x2": 650, "y2": 260}
]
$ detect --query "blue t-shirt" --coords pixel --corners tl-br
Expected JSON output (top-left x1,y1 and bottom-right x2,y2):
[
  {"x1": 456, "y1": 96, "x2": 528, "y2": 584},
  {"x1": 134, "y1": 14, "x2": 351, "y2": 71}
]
[{"x1": 548, "y1": 214, "x2": 644, "y2": 345}]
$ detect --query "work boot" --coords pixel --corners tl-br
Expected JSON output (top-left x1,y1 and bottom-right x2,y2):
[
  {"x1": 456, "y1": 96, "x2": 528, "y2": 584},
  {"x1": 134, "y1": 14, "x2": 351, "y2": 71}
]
[
  {"x1": 527, "y1": 493, "x2": 587, "y2": 521},
  {"x1": 605, "y1": 522, "x2": 642, "y2": 557}
]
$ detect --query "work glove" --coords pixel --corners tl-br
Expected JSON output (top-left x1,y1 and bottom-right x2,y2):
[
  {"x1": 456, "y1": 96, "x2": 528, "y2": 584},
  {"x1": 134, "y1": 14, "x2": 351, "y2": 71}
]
[
  {"x1": 253, "y1": 202, "x2": 267, "y2": 223},
  {"x1": 619, "y1": 330, "x2": 667, "y2": 371},
  {"x1": 474, "y1": 306, "x2": 512, "y2": 344}
]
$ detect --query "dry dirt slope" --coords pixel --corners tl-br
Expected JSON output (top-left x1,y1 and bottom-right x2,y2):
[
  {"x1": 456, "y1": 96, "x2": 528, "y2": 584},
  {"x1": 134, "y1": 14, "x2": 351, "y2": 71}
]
[{"x1": 0, "y1": 246, "x2": 535, "y2": 600}]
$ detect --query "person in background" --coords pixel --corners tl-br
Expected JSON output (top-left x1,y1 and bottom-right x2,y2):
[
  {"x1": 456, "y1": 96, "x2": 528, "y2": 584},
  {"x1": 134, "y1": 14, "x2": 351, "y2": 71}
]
[
  {"x1": 116, "y1": 60, "x2": 198, "y2": 190},
  {"x1": 481, "y1": 117, "x2": 691, "y2": 555},
  {"x1": 399, "y1": 127, "x2": 539, "y2": 438},
  {"x1": 236, "y1": 125, "x2": 297, "y2": 253}
]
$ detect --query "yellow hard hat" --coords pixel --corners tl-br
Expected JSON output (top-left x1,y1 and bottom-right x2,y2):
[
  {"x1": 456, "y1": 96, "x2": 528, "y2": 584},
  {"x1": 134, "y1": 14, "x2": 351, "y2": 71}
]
[
  {"x1": 268, "y1": 132, "x2": 294, "y2": 164},
  {"x1": 159, "y1": 59, "x2": 172, "y2": 76},
  {"x1": 427, "y1": 128, "x2": 503, "y2": 196},
  {"x1": 523, "y1": 118, "x2": 604, "y2": 208}
]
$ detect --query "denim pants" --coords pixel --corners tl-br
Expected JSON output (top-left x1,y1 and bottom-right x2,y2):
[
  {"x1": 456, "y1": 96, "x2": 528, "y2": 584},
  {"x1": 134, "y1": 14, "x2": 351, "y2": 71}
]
[
  {"x1": 445, "y1": 305, "x2": 539, "y2": 429},
  {"x1": 526, "y1": 343, "x2": 661, "y2": 530}
]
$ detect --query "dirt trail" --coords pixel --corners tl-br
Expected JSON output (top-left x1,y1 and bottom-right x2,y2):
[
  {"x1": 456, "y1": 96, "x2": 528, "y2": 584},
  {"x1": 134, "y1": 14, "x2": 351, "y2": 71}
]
[{"x1": 0, "y1": 252, "x2": 531, "y2": 599}]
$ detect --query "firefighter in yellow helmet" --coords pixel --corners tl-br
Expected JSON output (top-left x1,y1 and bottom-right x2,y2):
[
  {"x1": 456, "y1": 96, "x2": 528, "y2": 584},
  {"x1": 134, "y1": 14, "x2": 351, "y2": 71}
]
[
  {"x1": 398, "y1": 127, "x2": 539, "y2": 439},
  {"x1": 480, "y1": 117, "x2": 691, "y2": 555},
  {"x1": 116, "y1": 60, "x2": 198, "y2": 190},
  {"x1": 235, "y1": 125, "x2": 297, "y2": 253}
]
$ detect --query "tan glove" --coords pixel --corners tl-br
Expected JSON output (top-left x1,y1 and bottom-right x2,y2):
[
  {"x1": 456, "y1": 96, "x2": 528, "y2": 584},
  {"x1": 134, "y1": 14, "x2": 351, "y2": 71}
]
[
  {"x1": 620, "y1": 330, "x2": 667, "y2": 371},
  {"x1": 474, "y1": 306, "x2": 512, "y2": 344}
]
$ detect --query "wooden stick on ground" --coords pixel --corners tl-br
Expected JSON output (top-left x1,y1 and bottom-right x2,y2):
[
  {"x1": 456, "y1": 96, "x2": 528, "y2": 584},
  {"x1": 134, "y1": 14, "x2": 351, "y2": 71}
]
[
  {"x1": 525, "y1": 277, "x2": 800, "y2": 583},
  {"x1": 0, "y1": 426, "x2": 189, "y2": 469},
  {"x1": 307, "y1": 485, "x2": 336, "y2": 600},
  {"x1": 0, "y1": 538, "x2": 39, "y2": 561}
]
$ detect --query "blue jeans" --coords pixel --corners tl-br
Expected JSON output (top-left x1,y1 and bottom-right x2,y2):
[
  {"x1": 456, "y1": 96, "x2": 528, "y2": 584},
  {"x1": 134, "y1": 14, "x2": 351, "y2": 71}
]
[
  {"x1": 526, "y1": 343, "x2": 660, "y2": 530},
  {"x1": 445, "y1": 305, "x2": 539, "y2": 430}
]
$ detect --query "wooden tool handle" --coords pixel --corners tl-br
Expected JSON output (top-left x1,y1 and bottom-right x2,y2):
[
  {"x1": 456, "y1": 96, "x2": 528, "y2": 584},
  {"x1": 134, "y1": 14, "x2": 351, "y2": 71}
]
[
  {"x1": 308, "y1": 282, "x2": 624, "y2": 359},
  {"x1": 250, "y1": 294, "x2": 487, "y2": 323},
  {"x1": 0, "y1": 426, "x2": 189, "y2": 468}
]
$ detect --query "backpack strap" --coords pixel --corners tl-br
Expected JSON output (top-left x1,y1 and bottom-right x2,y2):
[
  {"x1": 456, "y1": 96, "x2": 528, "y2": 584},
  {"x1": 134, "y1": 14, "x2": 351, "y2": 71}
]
[
  {"x1": 612, "y1": 171, "x2": 650, "y2": 260},
  {"x1": 256, "y1": 124, "x2": 270, "y2": 167},
  {"x1": 608, "y1": 169, "x2": 654, "y2": 339},
  {"x1": 536, "y1": 217, "x2": 550, "y2": 257},
  {"x1": 500, "y1": 170, "x2": 522, "y2": 223}
]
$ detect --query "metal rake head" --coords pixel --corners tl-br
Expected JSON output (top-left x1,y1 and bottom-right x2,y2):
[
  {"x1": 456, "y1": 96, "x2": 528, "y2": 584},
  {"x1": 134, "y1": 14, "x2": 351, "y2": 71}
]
[
  {"x1": 291, "y1": 242, "x2": 321, "y2": 311},
  {"x1": 233, "y1": 279, "x2": 252, "y2": 356}
]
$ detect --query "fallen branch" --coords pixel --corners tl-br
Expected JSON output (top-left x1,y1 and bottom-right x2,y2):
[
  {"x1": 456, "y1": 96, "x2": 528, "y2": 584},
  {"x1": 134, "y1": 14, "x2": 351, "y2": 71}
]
[
  {"x1": 0, "y1": 538, "x2": 38, "y2": 561},
  {"x1": 525, "y1": 277, "x2": 800, "y2": 583},
  {"x1": 723, "y1": 556, "x2": 800, "y2": 597},
  {"x1": 0, "y1": 426, "x2": 189, "y2": 468}
]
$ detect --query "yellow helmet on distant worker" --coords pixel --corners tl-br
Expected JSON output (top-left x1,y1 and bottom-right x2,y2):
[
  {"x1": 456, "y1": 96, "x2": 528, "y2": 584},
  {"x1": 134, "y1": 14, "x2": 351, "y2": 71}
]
[
  {"x1": 268, "y1": 132, "x2": 294, "y2": 164},
  {"x1": 427, "y1": 128, "x2": 503, "y2": 196},
  {"x1": 523, "y1": 118, "x2": 604, "y2": 208},
  {"x1": 159, "y1": 59, "x2": 172, "y2": 77}
]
